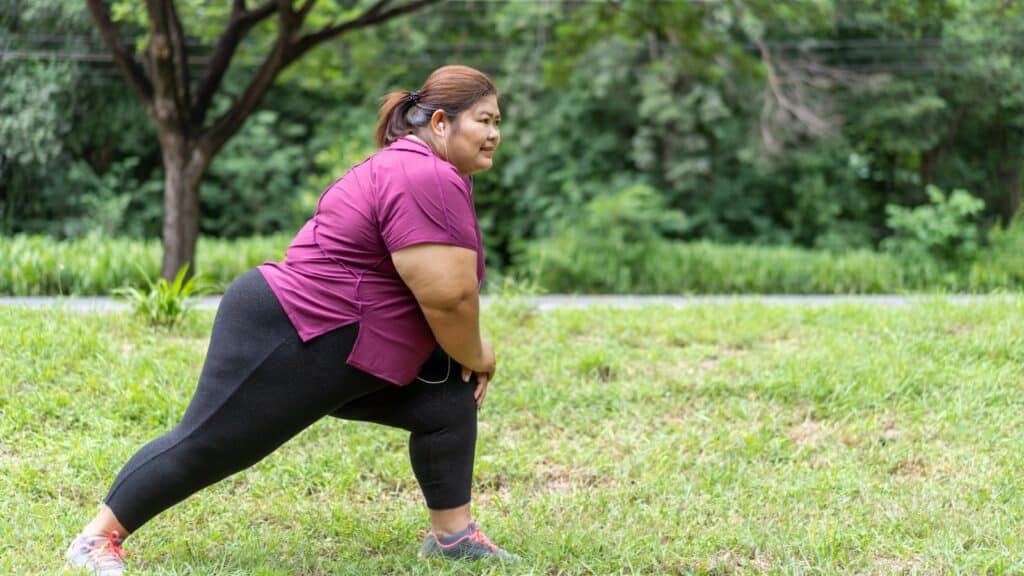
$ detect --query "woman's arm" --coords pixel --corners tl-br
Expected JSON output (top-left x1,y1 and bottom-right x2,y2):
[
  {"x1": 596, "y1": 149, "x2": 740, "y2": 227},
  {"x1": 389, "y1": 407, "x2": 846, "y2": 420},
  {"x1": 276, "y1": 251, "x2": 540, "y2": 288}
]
[{"x1": 391, "y1": 243, "x2": 494, "y2": 379}]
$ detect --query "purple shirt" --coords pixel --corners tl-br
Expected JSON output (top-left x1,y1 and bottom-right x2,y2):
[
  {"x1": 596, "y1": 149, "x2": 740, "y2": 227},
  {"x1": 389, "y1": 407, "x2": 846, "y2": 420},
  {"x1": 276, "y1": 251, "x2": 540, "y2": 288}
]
[{"x1": 258, "y1": 137, "x2": 485, "y2": 385}]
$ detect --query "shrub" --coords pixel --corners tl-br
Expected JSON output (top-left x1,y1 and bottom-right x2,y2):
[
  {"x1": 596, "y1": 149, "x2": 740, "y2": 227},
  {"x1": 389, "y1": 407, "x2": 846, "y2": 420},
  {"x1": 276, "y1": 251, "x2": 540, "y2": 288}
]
[
  {"x1": 965, "y1": 217, "x2": 1024, "y2": 291},
  {"x1": 521, "y1": 184, "x2": 686, "y2": 293},
  {"x1": 114, "y1": 264, "x2": 204, "y2": 329},
  {"x1": 882, "y1": 186, "x2": 986, "y2": 264}
]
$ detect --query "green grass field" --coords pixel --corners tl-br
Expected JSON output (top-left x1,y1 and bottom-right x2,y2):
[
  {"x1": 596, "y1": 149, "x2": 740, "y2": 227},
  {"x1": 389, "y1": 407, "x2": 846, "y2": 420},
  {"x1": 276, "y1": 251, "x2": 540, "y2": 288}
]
[{"x1": 2, "y1": 298, "x2": 1023, "y2": 574}]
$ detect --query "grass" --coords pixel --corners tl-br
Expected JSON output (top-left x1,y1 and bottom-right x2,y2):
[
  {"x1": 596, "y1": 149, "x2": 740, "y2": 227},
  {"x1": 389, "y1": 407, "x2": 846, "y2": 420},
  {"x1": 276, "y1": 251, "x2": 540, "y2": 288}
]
[
  {"x1": 525, "y1": 238, "x2": 1024, "y2": 295},
  {"x1": 2, "y1": 297, "x2": 1024, "y2": 574},
  {"x1": 0, "y1": 233, "x2": 292, "y2": 296}
]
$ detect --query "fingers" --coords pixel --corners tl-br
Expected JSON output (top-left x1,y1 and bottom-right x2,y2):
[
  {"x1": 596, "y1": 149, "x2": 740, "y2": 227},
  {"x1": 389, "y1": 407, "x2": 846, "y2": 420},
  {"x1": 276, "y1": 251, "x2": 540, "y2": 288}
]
[
  {"x1": 462, "y1": 366, "x2": 472, "y2": 382},
  {"x1": 474, "y1": 372, "x2": 490, "y2": 409}
]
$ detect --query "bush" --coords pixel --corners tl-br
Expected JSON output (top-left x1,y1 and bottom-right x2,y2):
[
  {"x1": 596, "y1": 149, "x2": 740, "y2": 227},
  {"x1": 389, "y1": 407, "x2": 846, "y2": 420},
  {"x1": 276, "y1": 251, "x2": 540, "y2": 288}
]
[
  {"x1": 522, "y1": 190, "x2": 1023, "y2": 294},
  {"x1": 520, "y1": 184, "x2": 686, "y2": 293},
  {"x1": 520, "y1": 183, "x2": 923, "y2": 294},
  {"x1": 114, "y1": 264, "x2": 205, "y2": 328},
  {"x1": 965, "y1": 217, "x2": 1024, "y2": 291},
  {"x1": 882, "y1": 186, "x2": 986, "y2": 264}
]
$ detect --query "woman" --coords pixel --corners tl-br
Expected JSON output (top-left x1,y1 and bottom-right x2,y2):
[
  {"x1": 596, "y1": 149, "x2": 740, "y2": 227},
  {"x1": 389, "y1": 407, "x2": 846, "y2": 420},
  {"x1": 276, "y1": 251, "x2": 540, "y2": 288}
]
[{"x1": 65, "y1": 65, "x2": 516, "y2": 575}]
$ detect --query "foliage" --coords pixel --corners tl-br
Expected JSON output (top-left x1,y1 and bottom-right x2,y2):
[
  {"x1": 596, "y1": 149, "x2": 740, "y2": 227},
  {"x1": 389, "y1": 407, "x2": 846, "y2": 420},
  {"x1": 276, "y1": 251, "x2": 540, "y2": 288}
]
[
  {"x1": 3, "y1": 0, "x2": 1024, "y2": 290},
  {"x1": 882, "y1": 185, "x2": 986, "y2": 264},
  {"x1": 2, "y1": 229, "x2": 1021, "y2": 296},
  {"x1": 0, "y1": 233, "x2": 289, "y2": 295},
  {"x1": 964, "y1": 217, "x2": 1024, "y2": 291},
  {"x1": 0, "y1": 62, "x2": 75, "y2": 177},
  {"x1": 113, "y1": 263, "x2": 203, "y2": 328},
  {"x1": 200, "y1": 110, "x2": 313, "y2": 238},
  {"x1": 522, "y1": 184, "x2": 686, "y2": 293}
]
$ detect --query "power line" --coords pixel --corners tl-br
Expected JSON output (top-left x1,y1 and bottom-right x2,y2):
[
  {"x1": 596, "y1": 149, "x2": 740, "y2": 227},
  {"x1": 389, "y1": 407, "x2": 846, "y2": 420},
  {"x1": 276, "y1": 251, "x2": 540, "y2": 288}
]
[
  {"x1": 753, "y1": 36, "x2": 1024, "y2": 51},
  {"x1": 5, "y1": 32, "x2": 1023, "y2": 53}
]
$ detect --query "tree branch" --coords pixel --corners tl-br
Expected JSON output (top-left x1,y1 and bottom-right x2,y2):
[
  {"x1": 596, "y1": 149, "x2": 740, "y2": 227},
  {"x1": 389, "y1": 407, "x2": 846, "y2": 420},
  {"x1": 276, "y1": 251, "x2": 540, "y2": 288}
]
[
  {"x1": 199, "y1": 40, "x2": 289, "y2": 157},
  {"x1": 165, "y1": 0, "x2": 192, "y2": 124},
  {"x1": 757, "y1": 40, "x2": 834, "y2": 152},
  {"x1": 198, "y1": 0, "x2": 305, "y2": 156},
  {"x1": 192, "y1": 1, "x2": 276, "y2": 126},
  {"x1": 297, "y1": 0, "x2": 318, "y2": 20},
  {"x1": 294, "y1": 0, "x2": 440, "y2": 55},
  {"x1": 85, "y1": 0, "x2": 153, "y2": 104},
  {"x1": 145, "y1": 0, "x2": 188, "y2": 131},
  {"x1": 276, "y1": 0, "x2": 302, "y2": 33},
  {"x1": 202, "y1": 0, "x2": 439, "y2": 158}
]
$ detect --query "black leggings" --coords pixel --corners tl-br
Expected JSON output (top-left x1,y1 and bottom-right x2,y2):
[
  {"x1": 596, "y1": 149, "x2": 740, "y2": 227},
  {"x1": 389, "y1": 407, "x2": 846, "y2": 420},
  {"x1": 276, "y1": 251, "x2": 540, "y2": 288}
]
[{"x1": 104, "y1": 269, "x2": 477, "y2": 533}]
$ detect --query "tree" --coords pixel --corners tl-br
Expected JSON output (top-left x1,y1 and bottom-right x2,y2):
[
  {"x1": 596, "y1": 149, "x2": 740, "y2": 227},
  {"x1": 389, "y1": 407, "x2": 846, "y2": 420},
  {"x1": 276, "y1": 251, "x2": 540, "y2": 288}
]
[{"x1": 85, "y1": 0, "x2": 440, "y2": 279}]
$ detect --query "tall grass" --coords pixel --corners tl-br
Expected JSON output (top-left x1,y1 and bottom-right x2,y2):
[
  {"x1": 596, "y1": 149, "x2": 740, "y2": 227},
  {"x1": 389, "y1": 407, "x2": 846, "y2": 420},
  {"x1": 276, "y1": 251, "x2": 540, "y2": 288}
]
[
  {"x1": 1, "y1": 231, "x2": 1021, "y2": 296},
  {"x1": 0, "y1": 233, "x2": 290, "y2": 295},
  {"x1": 525, "y1": 238, "x2": 1024, "y2": 295}
]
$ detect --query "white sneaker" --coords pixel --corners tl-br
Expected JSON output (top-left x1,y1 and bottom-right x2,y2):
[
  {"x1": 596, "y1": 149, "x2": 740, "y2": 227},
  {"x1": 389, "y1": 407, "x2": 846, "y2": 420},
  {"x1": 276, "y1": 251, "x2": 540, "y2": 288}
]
[{"x1": 64, "y1": 531, "x2": 128, "y2": 575}]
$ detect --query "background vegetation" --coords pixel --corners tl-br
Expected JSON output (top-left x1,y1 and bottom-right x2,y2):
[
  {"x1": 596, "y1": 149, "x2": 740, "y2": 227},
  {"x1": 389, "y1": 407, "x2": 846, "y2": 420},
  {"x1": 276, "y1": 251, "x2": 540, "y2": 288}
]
[
  {"x1": 3, "y1": 223, "x2": 1023, "y2": 295},
  {"x1": 2, "y1": 0, "x2": 1023, "y2": 294}
]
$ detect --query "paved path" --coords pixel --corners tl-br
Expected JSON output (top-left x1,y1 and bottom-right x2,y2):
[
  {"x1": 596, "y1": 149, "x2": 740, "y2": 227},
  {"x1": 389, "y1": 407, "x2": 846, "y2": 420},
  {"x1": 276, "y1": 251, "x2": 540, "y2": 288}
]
[{"x1": 0, "y1": 294, "x2": 1007, "y2": 312}]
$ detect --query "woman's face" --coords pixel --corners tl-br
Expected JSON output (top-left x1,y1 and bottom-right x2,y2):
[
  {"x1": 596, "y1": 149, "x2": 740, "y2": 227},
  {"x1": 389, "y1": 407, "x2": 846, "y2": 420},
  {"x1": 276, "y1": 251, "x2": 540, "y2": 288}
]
[{"x1": 442, "y1": 95, "x2": 501, "y2": 176}]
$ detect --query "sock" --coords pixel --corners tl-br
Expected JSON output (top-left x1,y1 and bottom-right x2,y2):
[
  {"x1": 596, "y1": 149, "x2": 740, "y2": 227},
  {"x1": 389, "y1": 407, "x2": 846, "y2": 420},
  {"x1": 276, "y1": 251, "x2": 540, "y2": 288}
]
[{"x1": 437, "y1": 522, "x2": 476, "y2": 545}]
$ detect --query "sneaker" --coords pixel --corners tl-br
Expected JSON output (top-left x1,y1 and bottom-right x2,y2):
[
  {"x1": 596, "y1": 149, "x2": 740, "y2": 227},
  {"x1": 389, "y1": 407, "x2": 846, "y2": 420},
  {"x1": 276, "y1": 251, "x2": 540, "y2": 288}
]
[
  {"x1": 64, "y1": 531, "x2": 128, "y2": 575},
  {"x1": 419, "y1": 521, "x2": 520, "y2": 562}
]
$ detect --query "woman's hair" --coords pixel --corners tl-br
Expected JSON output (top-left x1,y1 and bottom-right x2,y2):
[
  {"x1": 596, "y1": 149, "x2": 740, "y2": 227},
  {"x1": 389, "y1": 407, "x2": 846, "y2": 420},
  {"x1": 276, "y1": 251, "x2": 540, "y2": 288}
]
[{"x1": 375, "y1": 65, "x2": 497, "y2": 148}]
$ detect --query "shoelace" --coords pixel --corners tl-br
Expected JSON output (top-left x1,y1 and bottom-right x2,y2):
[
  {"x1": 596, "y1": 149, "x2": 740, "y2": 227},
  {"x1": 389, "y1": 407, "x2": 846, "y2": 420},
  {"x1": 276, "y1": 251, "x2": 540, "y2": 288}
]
[
  {"x1": 467, "y1": 527, "x2": 497, "y2": 553},
  {"x1": 87, "y1": 531, "x2": 128, "y2": 568}
]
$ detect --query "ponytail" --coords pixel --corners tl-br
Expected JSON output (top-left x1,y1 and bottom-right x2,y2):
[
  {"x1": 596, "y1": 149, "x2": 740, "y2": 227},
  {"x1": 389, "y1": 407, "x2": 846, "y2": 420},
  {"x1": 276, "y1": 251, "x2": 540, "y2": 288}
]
[{"x1": 375, "y1": 91, "x2": 418, "y2": 149}]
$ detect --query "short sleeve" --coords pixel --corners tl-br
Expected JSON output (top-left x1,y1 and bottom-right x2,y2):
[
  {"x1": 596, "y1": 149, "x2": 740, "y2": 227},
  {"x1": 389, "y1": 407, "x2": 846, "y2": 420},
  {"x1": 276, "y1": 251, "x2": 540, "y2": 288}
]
[{"x1": 378, "y1": 158, "x2": 479, "y2": 254}]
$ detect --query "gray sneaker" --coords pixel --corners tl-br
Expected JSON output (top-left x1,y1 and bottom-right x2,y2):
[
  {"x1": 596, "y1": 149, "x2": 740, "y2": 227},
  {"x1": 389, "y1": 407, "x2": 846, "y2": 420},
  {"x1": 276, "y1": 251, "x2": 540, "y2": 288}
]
[
  {"x1": 419, "y1": 521, "x2": 520, "y2": 562},
  {"x1": 64, "y1": 532, "x2": 128, "y2": 575}
]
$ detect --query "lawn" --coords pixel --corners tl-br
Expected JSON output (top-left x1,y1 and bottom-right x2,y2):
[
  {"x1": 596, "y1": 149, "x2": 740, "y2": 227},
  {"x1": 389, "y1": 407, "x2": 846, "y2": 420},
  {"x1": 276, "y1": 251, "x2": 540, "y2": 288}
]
[{"x1": 2, "y1": 297, "x2": 1023, "y2": 574}]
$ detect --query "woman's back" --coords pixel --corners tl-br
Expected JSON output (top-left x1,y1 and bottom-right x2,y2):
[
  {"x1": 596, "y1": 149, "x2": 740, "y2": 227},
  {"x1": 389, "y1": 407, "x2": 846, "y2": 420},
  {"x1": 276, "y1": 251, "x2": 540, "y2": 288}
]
[{"x1": 258, "y1": 136, "x2": 484, "y2": 385}]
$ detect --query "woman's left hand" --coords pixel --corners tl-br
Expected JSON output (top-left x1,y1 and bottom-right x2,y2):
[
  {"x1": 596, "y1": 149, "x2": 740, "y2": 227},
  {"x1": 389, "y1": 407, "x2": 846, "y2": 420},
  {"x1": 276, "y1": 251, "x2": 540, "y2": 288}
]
[
  {"x1": 473, "y1": 370, "x2": 490, "y2": 409},
  {"x1": 461, "y1": 340, "x2": 494, "y2": 409},
  {"x1": 460, "y1": 367, "x2": 491, "y2": 409}
]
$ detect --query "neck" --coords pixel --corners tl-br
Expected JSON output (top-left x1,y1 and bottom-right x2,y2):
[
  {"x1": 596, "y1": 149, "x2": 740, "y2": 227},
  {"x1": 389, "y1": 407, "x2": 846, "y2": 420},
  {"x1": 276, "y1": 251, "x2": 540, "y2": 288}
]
[{"x1": 407, "y1": 132, "x2": 458, "y2": 172}]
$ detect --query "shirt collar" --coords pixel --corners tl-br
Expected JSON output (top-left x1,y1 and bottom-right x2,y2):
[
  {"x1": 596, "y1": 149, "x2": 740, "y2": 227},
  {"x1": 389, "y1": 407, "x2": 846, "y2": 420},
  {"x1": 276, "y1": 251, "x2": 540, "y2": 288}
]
[
  {"x1": 388, "y1": 136, "x2": 432, "y2": 155},
  {"x1": 387, "y1": 136, "x2": 472, "y2": 189}
]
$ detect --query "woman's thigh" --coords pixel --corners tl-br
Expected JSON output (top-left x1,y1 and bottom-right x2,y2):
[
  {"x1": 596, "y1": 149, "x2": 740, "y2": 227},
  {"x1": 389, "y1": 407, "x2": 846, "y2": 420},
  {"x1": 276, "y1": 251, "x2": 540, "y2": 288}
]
[{"x1": 330, "y1": 348, "x2": 477, "y2": 433}]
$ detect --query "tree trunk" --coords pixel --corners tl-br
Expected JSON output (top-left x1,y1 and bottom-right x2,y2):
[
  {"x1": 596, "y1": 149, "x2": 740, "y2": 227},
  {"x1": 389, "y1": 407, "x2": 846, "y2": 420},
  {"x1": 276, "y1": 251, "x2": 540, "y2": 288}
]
[
  {"x1": 158, "y1": 131, "x2": 208, "y2": 280},
  {"x1": 86, "y1": 0, "x2": 444, "y2": 280},
  {"x1": 998, "y1": 162, "x2": 1022, "y2": 226},
  {"x1": 921, "y1": 107, "x2": 965, "y2": 193}
]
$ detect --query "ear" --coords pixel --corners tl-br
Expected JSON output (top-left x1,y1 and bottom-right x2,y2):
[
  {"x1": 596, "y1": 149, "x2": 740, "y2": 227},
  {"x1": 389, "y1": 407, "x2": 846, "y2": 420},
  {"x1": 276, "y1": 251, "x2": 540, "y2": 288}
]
[{"x1": 430, "y1": 109, "x2": 447, "y2": 138}]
